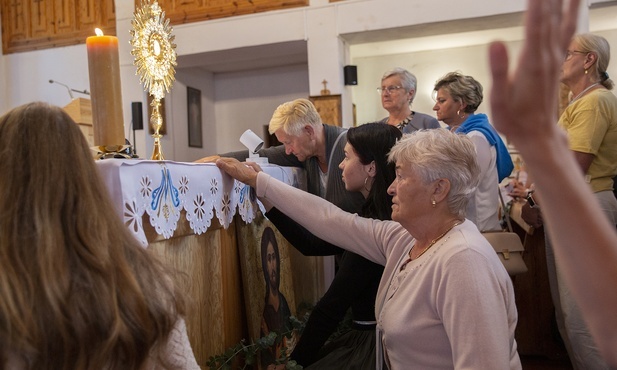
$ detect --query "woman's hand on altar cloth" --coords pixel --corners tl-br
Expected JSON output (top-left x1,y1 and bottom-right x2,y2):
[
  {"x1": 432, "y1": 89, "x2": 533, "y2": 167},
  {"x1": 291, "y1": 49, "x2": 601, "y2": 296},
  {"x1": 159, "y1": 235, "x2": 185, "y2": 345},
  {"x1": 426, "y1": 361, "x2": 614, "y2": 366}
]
[
  {"x1": 216, "y1": 157, "x2": 260, "y2": 188},
  {"x1": 194, "y1": 155, "x2": 221, "y2": 163}
]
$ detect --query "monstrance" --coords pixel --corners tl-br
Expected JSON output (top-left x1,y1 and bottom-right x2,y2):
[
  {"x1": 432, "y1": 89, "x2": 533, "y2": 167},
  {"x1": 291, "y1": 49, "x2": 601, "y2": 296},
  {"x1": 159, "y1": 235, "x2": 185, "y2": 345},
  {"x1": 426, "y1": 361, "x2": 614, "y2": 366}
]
[{"x1": 130, "y1": 0, "x2": 176, "y2": 160}]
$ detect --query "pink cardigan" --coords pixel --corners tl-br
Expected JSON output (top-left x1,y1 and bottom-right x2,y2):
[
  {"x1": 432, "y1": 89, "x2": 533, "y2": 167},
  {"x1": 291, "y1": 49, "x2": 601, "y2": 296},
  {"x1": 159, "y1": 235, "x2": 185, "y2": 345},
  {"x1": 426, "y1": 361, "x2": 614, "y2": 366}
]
[{"x1": 256, "y1": 172, "x2": 521, "y2": 370}]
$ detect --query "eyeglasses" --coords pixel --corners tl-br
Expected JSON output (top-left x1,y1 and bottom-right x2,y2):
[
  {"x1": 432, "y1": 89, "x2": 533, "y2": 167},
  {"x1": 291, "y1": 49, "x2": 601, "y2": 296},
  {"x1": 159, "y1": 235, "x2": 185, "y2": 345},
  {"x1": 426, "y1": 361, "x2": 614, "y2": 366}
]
[
  {"x1": 564, "y1": 50, "x2": 587, "y2": 61},
  {"x1": 377, "y1": 85, "x2": 404, "y2": 95}
]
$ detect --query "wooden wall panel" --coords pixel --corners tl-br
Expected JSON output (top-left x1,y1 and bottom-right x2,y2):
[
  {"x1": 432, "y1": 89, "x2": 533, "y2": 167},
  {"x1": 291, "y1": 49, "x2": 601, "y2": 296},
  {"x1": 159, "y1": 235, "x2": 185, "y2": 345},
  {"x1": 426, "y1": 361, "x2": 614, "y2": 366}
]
[
  {"x1": 1, "y1": 0, "x2": 116, "y2": 54},
  {"x1": 30, "y1": 0, "x2": 50, "y2": 38},
  {"x1": 2, "y1": 0, "x2": 307, "y2": 53},
  {"x1": 102, "y1": 0, "x2": 115, "y2": 26},
  {"x1": 144, "y1": 0, "x2": 308, "y2": 25},
  {"x1": 54, "y1": 0, "x2": 75, "y2": 35},
  {"x1": 5, "y1": 0, "x2": 28, "y2": 42},
  {"x1": 78, "y1": 0, "x2": 97, "y2": 30}
]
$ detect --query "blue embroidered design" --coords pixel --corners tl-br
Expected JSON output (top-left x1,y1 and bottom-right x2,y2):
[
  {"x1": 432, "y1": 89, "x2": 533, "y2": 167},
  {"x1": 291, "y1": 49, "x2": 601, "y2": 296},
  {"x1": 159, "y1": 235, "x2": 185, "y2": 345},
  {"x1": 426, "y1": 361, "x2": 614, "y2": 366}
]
[
  {"x1": 239, "y1": 184, "x2": 249, "y2": 204},
  {"x1": 151, "y1": 167, "x2": 180, "y2": 220}
]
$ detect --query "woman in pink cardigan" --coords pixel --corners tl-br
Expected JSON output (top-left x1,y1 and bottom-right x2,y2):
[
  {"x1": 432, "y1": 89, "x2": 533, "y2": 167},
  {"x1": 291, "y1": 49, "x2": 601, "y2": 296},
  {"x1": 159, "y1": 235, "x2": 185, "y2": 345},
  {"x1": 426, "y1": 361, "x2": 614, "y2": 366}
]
[{"x1": 217, "y1": 128, "x2": 520, "y2": 370}]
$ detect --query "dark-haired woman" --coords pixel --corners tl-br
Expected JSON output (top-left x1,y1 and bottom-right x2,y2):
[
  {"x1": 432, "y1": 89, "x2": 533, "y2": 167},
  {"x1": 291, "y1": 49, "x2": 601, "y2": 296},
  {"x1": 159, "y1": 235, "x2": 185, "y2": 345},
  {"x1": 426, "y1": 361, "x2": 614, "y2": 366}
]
[{"x1": 263, "y1": 122, "x2": 402, "y2": 369}]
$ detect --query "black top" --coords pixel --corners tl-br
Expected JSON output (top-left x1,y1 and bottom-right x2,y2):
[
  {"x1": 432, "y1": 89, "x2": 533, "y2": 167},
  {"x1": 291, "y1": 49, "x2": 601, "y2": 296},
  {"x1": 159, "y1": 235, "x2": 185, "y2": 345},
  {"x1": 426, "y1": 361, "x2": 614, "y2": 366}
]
[{"x1": 266, "y1": 208, "x2": 383, "y2": 367}]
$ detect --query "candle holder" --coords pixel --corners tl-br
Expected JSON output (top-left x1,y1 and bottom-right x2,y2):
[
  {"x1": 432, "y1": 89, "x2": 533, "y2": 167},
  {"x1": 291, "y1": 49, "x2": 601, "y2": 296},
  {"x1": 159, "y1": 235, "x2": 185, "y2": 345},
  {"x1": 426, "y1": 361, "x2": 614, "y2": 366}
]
[
  {"x1": 92, "y1": 145, "x2": 133, "y2": 160},
  {"x1": 130, "y1": 0, "x2": 176, "y2": 160}
]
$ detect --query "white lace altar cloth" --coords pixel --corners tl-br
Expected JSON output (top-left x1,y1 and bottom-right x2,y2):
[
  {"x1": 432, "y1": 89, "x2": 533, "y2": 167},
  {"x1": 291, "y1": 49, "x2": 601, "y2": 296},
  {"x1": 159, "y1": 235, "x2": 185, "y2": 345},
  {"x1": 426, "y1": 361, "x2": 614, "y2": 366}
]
[{"x1": 96, "y1": 159, "x2": 304, "y2": 246}]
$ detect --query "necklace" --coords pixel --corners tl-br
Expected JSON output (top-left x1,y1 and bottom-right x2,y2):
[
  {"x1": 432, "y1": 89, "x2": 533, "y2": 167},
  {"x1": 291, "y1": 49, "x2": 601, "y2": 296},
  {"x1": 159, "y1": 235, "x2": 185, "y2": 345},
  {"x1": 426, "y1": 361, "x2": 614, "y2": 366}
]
[
  {"x1": 394, "y1": 112, "x2": 415, "y2": 131},
  {"x1": 410, "y1": 220, "x2": 462, "y2": 260},
  {"x1": 569, "y1": 83, "x2": 600, "y2": 105}
]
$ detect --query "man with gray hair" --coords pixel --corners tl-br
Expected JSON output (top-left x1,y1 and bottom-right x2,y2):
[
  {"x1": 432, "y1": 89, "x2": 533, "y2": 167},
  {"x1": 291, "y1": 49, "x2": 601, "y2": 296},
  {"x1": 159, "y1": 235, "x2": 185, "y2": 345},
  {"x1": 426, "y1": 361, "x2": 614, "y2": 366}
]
[{"x1": 202, "y1": 98, "x2": 363, "y2": 212}]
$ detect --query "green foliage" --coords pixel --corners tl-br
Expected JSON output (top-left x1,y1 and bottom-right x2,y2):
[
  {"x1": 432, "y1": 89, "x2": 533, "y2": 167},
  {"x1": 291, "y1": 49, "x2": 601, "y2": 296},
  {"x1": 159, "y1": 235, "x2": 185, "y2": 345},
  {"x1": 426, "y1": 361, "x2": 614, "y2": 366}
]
[{"x1": 207, "y1": 313, "x2": 309, "y2": 370}]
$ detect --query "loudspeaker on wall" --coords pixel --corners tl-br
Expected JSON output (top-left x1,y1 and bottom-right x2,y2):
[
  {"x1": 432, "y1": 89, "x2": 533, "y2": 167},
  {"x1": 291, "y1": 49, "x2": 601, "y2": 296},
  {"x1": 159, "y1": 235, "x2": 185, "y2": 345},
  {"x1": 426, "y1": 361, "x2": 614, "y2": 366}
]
[
  {"x1": 344, "y1": 65, "x2": 358, "y2": 86},
  {"x1": 131, "y1": 102, "x2": 143, "y2": 130}
]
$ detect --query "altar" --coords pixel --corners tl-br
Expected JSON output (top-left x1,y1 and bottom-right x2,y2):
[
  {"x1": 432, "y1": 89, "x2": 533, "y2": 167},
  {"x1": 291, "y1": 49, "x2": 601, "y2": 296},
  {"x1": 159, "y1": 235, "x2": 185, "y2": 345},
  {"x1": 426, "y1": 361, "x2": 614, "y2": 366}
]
[{"x1": 96, "y1": 159, "x2": 318, "y2": 367}]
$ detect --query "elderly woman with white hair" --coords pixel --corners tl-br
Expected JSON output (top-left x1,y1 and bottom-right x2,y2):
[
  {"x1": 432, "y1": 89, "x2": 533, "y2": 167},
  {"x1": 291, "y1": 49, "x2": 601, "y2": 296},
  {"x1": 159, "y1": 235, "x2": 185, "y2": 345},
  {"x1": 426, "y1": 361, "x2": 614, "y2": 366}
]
[{"x1": 216, "y1": 129, "x2": 520, "y2": 370}]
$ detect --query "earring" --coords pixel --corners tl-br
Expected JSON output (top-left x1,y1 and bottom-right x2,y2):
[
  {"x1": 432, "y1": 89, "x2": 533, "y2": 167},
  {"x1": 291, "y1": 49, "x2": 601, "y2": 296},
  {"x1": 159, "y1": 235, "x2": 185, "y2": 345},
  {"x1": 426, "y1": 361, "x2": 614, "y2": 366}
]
[
  {"x1": 431, "y1": 198, "x2": 436, "y2": 208},
  {"x1": 585, "y1": 69, "x2": 589, "y2": 75},
  {"x1": 364, "y1": 177, "x2": 371, "y2": 192}
]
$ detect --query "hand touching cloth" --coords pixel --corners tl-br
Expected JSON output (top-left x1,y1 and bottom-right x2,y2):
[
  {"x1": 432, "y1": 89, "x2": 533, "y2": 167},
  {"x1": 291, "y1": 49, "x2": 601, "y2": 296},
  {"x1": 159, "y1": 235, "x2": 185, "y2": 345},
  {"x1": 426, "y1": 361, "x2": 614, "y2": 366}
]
[
  {"x1": 194, "y1": 154, "x2": 221, "y2": 163},
  {"x1": 216, "y1": 157, "x2": 261, "y2": 187}
]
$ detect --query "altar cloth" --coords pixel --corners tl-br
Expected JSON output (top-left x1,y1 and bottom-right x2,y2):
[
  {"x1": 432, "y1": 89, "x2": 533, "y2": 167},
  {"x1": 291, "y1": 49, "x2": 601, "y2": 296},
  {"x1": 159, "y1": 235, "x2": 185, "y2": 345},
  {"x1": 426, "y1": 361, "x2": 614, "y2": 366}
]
[{"x1": 96, "y1": 159, "x2": 303, "y2": 246}]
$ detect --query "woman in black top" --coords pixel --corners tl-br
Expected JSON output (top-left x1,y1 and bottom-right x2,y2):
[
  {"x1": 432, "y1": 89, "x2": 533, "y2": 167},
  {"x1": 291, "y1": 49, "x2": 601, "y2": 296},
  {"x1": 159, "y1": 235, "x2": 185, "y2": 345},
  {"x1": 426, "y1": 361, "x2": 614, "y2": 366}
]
[{"x1": 266, "y1": 122, "x2": 401, "y2": 369}]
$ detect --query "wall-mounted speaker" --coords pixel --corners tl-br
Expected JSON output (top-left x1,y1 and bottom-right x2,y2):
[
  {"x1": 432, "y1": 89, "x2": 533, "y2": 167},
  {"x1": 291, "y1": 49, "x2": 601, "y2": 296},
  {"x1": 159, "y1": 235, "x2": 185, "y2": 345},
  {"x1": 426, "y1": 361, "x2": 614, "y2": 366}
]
[
  {"x1": 344, "y1": 65, "x2": 358, "y2": 86},
  {"x1": 131, "y1": 102, "x2": 143, "y2": 130}
]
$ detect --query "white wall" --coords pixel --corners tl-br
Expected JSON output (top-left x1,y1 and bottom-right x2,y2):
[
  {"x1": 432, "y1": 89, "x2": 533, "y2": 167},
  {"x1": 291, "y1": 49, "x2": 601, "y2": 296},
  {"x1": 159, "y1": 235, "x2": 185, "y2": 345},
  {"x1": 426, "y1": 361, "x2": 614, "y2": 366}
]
[
  {"x1": 213, "y1": 64, "x2": 309, "y2": 154},
  {"x1": 165, "y1": 68, "x2": 216, "y2": 161},
  {"x1": 1, "y1": 44, "x2": 90, "y2": 109},
  {"x1": 148, "y1": 64, "x2": 308, "y2": 162}
]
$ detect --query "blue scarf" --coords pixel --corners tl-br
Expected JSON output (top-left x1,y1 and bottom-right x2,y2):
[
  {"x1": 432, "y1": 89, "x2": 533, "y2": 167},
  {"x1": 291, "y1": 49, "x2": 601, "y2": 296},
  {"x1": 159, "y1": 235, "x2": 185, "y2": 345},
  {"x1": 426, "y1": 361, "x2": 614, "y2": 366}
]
[{"x1": 455, "y1": 113, "x2": 514, "y2": 182}]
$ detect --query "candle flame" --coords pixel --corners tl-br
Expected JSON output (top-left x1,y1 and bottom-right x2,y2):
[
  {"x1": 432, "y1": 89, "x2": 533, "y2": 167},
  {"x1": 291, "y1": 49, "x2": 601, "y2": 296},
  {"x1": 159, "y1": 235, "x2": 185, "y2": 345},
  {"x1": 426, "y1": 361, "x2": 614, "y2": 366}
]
[{"x1": 95, "y1": 28, "x2": 104, "y2": 36}]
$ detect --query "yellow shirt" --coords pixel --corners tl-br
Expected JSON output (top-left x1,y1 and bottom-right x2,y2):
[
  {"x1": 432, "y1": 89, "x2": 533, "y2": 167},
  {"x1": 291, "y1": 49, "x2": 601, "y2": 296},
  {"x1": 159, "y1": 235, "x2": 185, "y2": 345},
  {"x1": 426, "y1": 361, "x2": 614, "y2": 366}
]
[{"x1": 559, "y1": 88, "x2": 617, "y2": 193}]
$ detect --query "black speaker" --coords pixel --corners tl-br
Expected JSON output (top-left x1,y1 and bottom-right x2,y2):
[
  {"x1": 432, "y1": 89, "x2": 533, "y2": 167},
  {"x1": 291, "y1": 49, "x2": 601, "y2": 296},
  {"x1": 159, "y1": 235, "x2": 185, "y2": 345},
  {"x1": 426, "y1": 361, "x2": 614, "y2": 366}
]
[
  {"x1": 131, "y1": 102, "x2": 143, "y2": 130},
  {"x1": 344, "y1": 65, "x2": 358, "y2": 86}
]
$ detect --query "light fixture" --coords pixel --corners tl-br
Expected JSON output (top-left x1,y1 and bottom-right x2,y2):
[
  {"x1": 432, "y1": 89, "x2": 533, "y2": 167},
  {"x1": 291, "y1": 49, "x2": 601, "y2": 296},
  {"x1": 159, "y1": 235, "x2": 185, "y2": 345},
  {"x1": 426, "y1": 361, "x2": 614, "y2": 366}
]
[{"x1": 240, "y1": 129, "x2": 268, "y2": 165}]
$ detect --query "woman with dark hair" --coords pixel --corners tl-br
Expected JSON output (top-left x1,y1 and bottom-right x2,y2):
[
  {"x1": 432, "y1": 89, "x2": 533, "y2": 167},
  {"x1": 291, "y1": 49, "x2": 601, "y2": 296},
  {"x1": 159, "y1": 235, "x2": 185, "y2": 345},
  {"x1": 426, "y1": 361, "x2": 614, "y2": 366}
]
[
  {"x1": 347, "y1": 123, "x2": 401, "y2": 220},
  {"x1": 259, "y1": 122, "x2": 401, "y2": 369},
  {"x1": 0, "y1": 102, "x2": 199, "y2": 369},
  {"x1": 259, "y1": 226, "x2": 292, "y2": 369}
]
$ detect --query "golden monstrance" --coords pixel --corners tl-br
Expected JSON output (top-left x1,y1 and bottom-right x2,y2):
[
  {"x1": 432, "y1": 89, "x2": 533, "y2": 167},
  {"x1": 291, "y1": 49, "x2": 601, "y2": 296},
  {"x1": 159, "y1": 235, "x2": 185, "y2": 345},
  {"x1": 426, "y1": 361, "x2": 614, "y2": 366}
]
[{"x1": 130, "y1": 0, "x2": 177, "y2": 160}]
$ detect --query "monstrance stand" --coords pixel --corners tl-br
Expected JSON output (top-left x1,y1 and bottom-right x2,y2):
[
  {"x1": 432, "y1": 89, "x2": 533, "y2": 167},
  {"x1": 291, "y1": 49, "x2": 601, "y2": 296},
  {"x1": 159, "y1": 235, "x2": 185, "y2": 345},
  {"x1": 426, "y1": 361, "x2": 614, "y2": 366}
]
[{"x1": 130, "y1": 0, "x2": 177, "y2": 160}]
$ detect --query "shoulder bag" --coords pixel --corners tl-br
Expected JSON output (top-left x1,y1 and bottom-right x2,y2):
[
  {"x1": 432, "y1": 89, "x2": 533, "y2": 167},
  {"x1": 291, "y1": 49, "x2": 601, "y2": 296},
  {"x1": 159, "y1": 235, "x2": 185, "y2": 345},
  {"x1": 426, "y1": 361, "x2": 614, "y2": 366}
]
[{"x1": 481, "y1": 189, "x2": 528, "y2": 276}]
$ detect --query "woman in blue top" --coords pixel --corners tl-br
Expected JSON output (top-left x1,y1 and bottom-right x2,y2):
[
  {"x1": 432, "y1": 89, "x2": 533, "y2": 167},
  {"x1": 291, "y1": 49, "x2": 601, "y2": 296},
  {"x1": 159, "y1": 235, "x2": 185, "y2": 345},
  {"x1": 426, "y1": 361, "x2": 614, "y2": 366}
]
[{"x1": 433, "y1": 72, "x2": 514, "y2": 231}]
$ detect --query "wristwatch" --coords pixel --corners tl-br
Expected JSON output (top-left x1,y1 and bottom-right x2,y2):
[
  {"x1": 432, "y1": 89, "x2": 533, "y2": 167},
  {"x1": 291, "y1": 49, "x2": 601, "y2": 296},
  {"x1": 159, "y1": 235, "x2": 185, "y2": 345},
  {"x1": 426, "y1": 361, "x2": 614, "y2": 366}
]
[{"x1": 526, "y1": 190, "x2": 539, "y2": 209}]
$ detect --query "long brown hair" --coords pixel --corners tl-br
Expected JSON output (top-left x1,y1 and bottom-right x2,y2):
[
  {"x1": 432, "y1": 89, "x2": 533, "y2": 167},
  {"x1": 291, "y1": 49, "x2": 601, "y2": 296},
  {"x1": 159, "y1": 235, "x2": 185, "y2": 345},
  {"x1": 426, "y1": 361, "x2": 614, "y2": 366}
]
[{"x1": 0, "y1": 102, "x2": 185, "y2": 369}]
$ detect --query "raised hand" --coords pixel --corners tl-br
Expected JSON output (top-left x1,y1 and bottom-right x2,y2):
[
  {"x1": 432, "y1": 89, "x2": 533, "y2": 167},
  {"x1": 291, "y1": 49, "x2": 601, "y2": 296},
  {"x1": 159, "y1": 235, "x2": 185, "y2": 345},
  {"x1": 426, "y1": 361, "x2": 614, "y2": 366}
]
[{"x1": 489, "y1": 0, "x2": 579, "y2": 151}]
